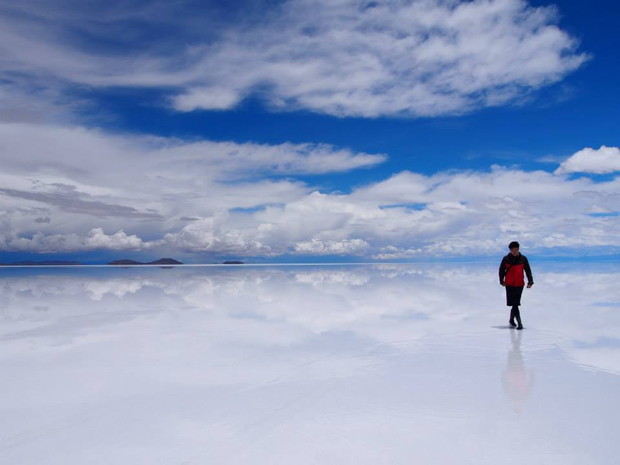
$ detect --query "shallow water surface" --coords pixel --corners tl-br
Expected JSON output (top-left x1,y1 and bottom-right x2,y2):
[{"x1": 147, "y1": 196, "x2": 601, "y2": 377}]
[{"x1": 1, "y1": 263, "x2": 619, "y2": 464}]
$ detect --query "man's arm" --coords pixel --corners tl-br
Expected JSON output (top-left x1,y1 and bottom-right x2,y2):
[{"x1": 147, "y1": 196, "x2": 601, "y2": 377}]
[
  {"x1": 499, "y1": 258, "x2": 506, "y2": 285},
  {"x1": 524, "y1": 257, "x2": 533, "y2": 286}
]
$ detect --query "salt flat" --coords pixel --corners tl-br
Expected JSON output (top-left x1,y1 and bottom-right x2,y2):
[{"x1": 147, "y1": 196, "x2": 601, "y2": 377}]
[{"x1": 1, "y1": 263, "x2": 619, "y2": 464}]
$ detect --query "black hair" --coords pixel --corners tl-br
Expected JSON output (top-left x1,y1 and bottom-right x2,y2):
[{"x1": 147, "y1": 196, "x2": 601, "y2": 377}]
[{"x1": 508, "y1": 241, "x2": 520, "y2": 249}]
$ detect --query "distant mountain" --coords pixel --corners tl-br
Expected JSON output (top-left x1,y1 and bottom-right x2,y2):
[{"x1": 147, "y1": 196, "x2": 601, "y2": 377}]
[
  {"x1": 223, "y1": 260, "x2": 244, "y2": 265},
  {"x1": 0, "y1": 260, "x2": 81, "y2": 266},
  {"x1": 108, "y1": 259, "x2": 143, "y2": 265},
  {"x1": 108, "y1": 258, "x2": 183, "y2": 265},
  {"x1": 148, "y1": 258, "x2": 183, "y2": 265}
]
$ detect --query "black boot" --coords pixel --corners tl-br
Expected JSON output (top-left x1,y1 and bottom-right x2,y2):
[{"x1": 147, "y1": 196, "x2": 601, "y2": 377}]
[
  {"x1": 514, "y1": 307, "x2": 523, "y2": 330},
  {"x1": 509, "y1": 306, "x2": 517, "y2": 327}
]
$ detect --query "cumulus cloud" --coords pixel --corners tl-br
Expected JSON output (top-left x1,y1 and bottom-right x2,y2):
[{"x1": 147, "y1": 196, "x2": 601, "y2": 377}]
[
  {"x1": 2, "y1": 228, "x2": 148, "y2": 253},
  {"x1": 163, "y1": 216, "x2": 274, "y2": 256},
  {"x1": 555, "y1": 146, "x2": 620, "y2": 175},
  {"x1": 0, "y1": 121, "x2": 383, "y2": 254},
  {"x1": 294, "y1": 238, "x2": 370, "y2": 255},
  {"x1": 372, "y1": 246, "x2": 423, "y2": 260},
  {"x1": 1, "y1": 120, "x2": 619, "y2": 258},
  {"x1": 252, "y1": 166, "x2": 620, "y2": 257},
  {"x1": 0, "y1": 0, "x2": 588, "y2": 118},
  {"x1": 0, "y1": 122, "x2": 382, "y2": 236}
]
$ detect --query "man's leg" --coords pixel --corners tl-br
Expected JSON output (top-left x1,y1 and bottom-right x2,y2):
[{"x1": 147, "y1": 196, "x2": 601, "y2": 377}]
[
  {"x1": 509, "y1": 306, "x2": 517, "y2": 327},
  {"x1": 514, "y1": 307, "x2": 523, "y2": 330}
]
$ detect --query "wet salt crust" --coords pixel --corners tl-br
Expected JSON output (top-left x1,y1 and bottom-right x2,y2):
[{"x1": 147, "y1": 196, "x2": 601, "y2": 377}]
[{"x1": 1, "y1": 263, "x2": 619, "y2": 464}]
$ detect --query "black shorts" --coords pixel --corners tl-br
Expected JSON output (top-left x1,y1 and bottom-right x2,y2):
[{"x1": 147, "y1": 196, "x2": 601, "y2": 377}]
[{"x1": 506, "y1": 285, "x2": 524, "y2": 306}]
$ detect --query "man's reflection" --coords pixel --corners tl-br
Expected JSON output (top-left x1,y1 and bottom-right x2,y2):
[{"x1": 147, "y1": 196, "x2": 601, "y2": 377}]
[{"x1": 501, "y1": 330, "x2": 535, "y2": 413}]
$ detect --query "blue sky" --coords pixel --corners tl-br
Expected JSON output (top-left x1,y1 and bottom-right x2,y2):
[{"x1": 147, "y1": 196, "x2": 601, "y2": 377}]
[{"x1": 0, "y1": 0, "x2": 619, "y2": 263}]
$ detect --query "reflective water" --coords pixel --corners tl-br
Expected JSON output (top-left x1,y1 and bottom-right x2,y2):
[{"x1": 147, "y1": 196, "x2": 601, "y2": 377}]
[{"x1": 1, "y1": 263, "x2": 619, "y2": 464}]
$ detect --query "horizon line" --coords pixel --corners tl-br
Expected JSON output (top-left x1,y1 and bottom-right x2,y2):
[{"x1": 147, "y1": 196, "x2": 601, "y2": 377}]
[{"x1": 2, "y1": 257, "x2": 620, "y2": 268}]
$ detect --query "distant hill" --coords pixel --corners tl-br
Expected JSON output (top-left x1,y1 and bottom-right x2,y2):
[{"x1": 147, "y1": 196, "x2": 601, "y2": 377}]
[
  {"x1": 223, "y1": 260, "x2": 244, "y2": 265},
  {"x1": 0, "y1": 260, "x2": 81, "y2": 266},
  {"x1": 108, "y1": 259, "x2": 143, "y2": 265},
  {"x1": 108, "y1": 258, "x2": 183, "y2": 265},
  {"x1": 148, "y1": 258, "x2": 183, "y2": 265}
]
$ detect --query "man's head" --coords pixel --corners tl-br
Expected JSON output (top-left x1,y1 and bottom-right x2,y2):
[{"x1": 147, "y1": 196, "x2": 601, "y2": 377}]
[{"x1": 509, "y1": 241, "x2": 520, "y2": 256}]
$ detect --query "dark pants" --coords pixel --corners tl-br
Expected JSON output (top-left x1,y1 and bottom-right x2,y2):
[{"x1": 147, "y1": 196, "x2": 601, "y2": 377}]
[
  {"x1": 506, "y1": 285, "x2": 524, "y2": 306},
  {"x1": 506, "y1": 285, "x2": 524, "y2": 327}
]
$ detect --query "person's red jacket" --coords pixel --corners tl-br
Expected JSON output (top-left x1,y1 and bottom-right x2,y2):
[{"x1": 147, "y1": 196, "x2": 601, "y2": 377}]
[{"x1": 499, "y1": 254, "x2": 533, "y2": 287}]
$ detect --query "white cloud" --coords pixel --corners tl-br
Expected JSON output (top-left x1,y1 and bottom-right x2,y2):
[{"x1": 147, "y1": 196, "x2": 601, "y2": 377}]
[
  {"x1": 163, "y1": 216, "x2": 274, "y2": 256},
  {"x1": 1, "y1": 123, "x2": 619, "y2": 258},
  {"x1": 0, "y1": 122, "x2": 383, "y2": 255},
  {"x1": 247, "y1": 166, "x2": 620, "y2": 257},
  {"x1": 294, "y1": 238, "x2": 370, "y2": 255},
  {"x1": 0, "y1": 0, "x2": 588, "y2": 118},
  {"x1": 372, "y1": 246, "x2": 423, "y2": 260},
  {"x1": 84, "y1": 228, "x2": 146, "y2": 250},
  {"x1": 0, "y1": 122, "x2": 382, "y2": 239},
  {"x1": 555, "y1": 146, "x2": 620, "y2": 175},
  {"x1": 153, "y1": 140, "x2": 386, "y2": 178},
  {"x1": 3, "y1": 228, "x2": 148, "y2": 253},
  {"x1": 0, "y1": 122, "x2": 384, "y2": 179},
  {"x1": 172, "y1": 0, "x2": 588, "y2": 116},
  {"x1": 173, "y1": 86, "x2": 244, "y2": 112}
]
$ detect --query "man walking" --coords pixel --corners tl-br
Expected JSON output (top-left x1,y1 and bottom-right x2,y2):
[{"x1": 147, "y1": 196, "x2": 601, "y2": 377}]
[{"x1": 499, "y1": 241, "x2": 533, "y2": 330}]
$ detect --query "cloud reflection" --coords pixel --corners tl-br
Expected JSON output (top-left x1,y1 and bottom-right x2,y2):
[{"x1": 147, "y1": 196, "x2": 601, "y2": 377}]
[{"x1": 0, "y1": 263, "x2": 618, "y2": 464}]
